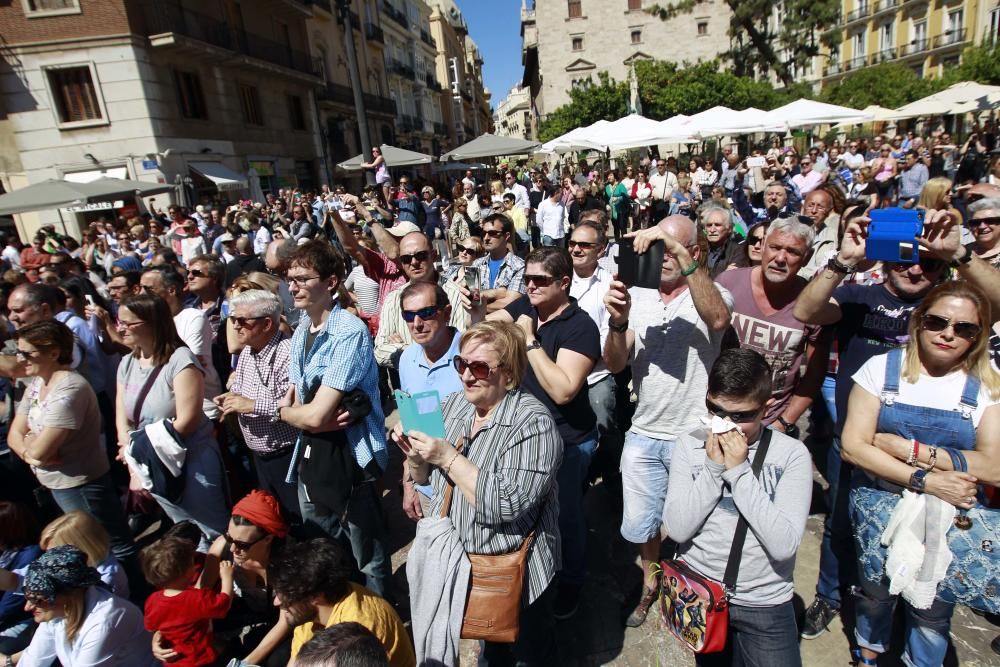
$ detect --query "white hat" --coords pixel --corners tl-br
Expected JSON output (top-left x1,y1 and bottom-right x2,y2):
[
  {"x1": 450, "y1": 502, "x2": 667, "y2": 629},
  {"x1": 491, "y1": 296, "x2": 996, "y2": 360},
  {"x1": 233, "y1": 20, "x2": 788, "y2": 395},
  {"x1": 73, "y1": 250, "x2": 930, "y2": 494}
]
[
  {"x1": 219, "y1": 233, "x2": 235, "y2": 243},
  {"x1": 386, "y1": 221, "x2": 421, "y2": 238}
]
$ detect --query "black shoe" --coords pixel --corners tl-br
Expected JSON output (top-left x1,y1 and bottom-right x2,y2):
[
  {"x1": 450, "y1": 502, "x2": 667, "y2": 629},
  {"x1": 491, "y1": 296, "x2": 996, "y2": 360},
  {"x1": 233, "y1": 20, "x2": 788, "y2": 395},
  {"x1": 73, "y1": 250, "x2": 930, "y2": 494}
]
[
  {"x1": 553, "y1": 583, "x2": 580, "y2": 621},
  {"x1": 800, "y1": 597, "x2": 839, "y2": 639},
  {"x1": 991, "y1": 634, "x2": 1000, "y2": 656}
]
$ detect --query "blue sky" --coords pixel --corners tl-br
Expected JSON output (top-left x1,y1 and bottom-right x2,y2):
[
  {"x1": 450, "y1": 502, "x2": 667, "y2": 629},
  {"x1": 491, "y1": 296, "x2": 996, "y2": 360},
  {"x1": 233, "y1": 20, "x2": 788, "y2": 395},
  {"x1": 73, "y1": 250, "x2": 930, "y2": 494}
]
[{"x1": 455, "y1": 0, "x2": 523, "y2": 110}]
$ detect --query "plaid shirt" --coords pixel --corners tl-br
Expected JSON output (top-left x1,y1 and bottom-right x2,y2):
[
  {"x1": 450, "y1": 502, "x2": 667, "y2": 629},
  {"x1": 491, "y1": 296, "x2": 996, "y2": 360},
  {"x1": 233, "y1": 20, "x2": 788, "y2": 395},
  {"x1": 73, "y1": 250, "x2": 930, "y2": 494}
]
[
  {"x1": 471, "y1": 251, "x2": 526, "y2": 295},
  {"x1": 230, "y1": 331, "x2": 299, "y2": 455}
]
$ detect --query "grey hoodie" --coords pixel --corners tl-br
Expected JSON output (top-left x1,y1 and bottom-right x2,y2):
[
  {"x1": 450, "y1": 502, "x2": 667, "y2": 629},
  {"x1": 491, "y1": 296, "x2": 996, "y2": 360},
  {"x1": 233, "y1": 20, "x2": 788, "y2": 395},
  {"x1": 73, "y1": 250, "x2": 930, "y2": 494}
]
[{"x1": 663, "y1": 428, "x2": 812, "y2": 607}]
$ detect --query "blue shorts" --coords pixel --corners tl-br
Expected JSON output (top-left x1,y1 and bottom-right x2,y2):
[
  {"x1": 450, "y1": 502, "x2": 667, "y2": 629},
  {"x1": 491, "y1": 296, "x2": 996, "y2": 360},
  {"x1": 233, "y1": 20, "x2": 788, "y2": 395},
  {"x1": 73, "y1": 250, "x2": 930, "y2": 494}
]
[{"x1": 620, "y1": 431, "x2": 675, "y2": 543}]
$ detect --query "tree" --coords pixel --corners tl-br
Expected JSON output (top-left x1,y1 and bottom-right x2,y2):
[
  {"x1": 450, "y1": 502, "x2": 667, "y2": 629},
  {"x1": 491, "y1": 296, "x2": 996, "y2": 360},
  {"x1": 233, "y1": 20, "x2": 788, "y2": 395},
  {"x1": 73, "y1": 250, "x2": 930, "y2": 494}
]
[
  {"x1": 820, "y1": 63, "x2": 944, "y2": 109},
  {"x1": 538, "y1": 71, "x2": 628, "y2": 142},
  {"x1": 648, "y1": 0, "x2": 842, "y2": 88},
  {"x1": 946, "y1": 42, "x2": 1000, "y2": 86},
  {"x1": 634, "y1": 60, "x2": 789, "y2": 119}
]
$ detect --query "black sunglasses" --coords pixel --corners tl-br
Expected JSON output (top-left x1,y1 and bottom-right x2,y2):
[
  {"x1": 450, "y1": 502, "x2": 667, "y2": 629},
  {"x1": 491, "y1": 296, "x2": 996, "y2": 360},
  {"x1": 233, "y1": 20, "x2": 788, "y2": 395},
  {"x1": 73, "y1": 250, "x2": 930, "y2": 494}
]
[
  {"x1": 399, "y1": 250, "x2": 431, "y2": 264},
  {"x1": 453, "y1": 355, "x2": 501, "y2": 380},
  {"x1": 567, "y1": 240, "x2": 599, "y2": 250},
  {"x1": 230, "y1": 315, "x2": 267, "y2": 328},
  {"x1": 921, "y1": 313, "x2": 981, "y2": 341},
  {"x1": 524, "y1": 274, "x2": 556, "y2": 287},
  {"x1": 402, "y1": 305, "x2": 442, "y2": 322},
  {"x1": 224, "y1": 531, "x2": 268, "y2": 553},
  {"x1": 483, "y1": 229, "x2": 506, "y2": 238},
  {"x1": 187, "y1": 269, "x2": 208, "y2": 280},
  {"x1": 968, "y1": 216, "x2": 1000, "y2": 228},
  {"x1": 458, "y1": 246, "x2": 481, "y2": 255},
  {"x1": 705, "y1": 398, "x2": 764, "y2": 424}
]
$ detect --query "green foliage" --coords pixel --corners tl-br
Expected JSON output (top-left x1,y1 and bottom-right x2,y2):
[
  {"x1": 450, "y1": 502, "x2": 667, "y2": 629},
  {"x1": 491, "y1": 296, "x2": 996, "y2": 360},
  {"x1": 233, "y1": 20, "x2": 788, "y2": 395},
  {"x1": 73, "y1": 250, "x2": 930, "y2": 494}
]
[
  {"x1": 538, "y1": 71, "x2": 628, "y2": 143},
  {"x1": 634, "y1": 60, "x2": 787, "y2": 119},
  {"x1": 648, "y1": 0, "x2": 841, "y2": 87},
  {"x1": 946, "y1": 42, "x2": 1000, "y2": 86},
  {"x1": 820, "y1": 63, "x2": 945, "y2": 109}
]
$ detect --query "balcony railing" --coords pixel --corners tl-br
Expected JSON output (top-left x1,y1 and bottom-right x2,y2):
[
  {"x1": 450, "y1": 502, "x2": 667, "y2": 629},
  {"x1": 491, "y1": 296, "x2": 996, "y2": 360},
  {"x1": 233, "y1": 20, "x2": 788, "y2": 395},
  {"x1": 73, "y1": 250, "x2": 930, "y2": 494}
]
[
  {"x1": 844, "y1": 4, "x2": 870, "y2": 23},
  {"x1": 365, "y1": 23, "x2": 384, "y2": 42},
  {"x1": 844, "y1": 55, "x2": 868, "y2": 71},
  {"x1": 419, "y1": 30, "x2": 436, "y2": 48},
  {"x1": 318, "y1": 82, "x2": 396, "y2": 116},
  {"x1": 932, "y1": 28, "x2": 967, "y2": 48},
  {"x1": 871, "y1": 48, "x2": 897, "y2": 64},
  {"x1": 142, "y1": 4, "x2": 318, "y2": 76},
  {"x1": 390, "y1": 60, "x2": 415, "y2": 79},
  {"x1": 383, "y1": 2, "x2": 408, "y2": 29},
  {"x1": 872, "y1": 0, "x2": 899, "y2": 15},
  {"x1": 899, "y1": 38, "x2": 928, "y2": 56},
  {"x1": 824, "y1": 61, "x2": 843, "y2": 76}
]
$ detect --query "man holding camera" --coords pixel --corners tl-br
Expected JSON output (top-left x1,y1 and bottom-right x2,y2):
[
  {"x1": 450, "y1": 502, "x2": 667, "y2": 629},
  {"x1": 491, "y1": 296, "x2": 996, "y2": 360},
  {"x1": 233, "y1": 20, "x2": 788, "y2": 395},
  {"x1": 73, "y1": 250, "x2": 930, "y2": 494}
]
[{"x1": 603, "y1": 215, "x2": 733, "y2": 628}]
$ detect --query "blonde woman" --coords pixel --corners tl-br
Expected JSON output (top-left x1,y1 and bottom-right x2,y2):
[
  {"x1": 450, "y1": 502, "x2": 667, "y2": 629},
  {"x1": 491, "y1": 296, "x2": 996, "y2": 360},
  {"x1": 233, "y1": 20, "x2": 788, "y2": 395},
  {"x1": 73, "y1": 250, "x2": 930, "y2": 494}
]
[
  {"x1": 40, "y1": 512, "x2": 129, "y2": 599},
  {"x1": 916, "y1": 176, "x2": 963, "y2": 225}
]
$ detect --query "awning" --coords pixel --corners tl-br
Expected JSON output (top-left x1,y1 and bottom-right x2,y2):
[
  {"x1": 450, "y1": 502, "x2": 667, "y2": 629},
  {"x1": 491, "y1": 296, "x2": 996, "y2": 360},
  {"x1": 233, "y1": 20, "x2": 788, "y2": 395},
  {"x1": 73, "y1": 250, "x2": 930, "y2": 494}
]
[
  {"x1": 189, "y1": 162, "x2": 248, "y2": 192},
  {"x1": 64, "y1": 167, "x2": 128, "y2": 183}
]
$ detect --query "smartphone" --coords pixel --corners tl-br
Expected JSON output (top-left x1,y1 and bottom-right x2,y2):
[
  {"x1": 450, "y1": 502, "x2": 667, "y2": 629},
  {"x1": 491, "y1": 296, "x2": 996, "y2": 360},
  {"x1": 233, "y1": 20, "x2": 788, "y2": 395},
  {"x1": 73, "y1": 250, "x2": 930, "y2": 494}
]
[
  {"x1": 616, "y1": 238, "x2": 665, "y2": 290},
  {"x1": 464, "y1": 267, "x2": 482, "y2": 305},
  {"x1": 394, "y1": 390, "x2": 446, "y2": 438},
  {"x1": 746, "y1": 156, "x2": 767, "y2": 168}
]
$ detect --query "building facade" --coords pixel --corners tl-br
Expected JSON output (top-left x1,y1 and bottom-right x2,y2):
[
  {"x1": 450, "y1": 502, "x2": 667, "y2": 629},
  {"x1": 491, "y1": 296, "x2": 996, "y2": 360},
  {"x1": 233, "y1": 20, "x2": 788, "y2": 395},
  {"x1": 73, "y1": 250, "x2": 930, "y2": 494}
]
[
  {"x1": 0, "y1": 0, "x2": 325, "y2": 239},
  {"x1": 494, "y1": 85, "x2": 531, "y2": 140},
  {"x1": 521, "y1": 0, "x2": 731, "y2": 122}
]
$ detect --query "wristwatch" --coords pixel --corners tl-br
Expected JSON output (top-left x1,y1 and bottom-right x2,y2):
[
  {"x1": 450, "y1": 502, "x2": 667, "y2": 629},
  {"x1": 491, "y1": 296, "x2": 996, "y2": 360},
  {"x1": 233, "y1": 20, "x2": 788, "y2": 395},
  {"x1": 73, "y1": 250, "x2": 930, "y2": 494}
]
[
  {"x1": 526, "y1": 339, "x2": 542, "y2": 352},
  {"x1": 950, "y1": 245, "x2": 973, "y2": 268},
  {"x1": 271, "y1": 405, "x2": 283, "y2": 423},
  {"x1": 826, "y1": 255, "x2": 855, "y2": 274},
  {"x1": 777, "y1": 416, "x2": 800, "y2": 440},
  {"x1": 909, "y1": 468, "x2": 929, "y2": 493},
  {"x1": 608, "y1": 319, "x2": 629, "y2": 334}
]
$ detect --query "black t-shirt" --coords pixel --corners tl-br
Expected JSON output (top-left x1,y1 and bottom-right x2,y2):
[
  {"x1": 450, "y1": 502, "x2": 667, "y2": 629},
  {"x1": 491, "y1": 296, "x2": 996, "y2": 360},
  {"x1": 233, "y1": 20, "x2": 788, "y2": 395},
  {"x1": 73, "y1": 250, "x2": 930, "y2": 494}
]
[
  {"x1": 832, "y1": 282, "x2": 922, "y2": 433},
  {"x1": 505, "y1": 298, "x2": 600, "y2": 446}
]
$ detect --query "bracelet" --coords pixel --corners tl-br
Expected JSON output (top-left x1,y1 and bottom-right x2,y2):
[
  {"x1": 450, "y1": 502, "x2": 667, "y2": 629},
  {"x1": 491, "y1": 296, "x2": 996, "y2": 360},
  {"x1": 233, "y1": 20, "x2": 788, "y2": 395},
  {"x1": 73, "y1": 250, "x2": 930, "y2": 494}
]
[
  {"x1": 680, "y1": 260, "x2": 699, "y2": 277},
  {"x1": 608, "y1": 319, "x2": 629, "y2": 333},
  {"x1": 950, "y1": 244, "x2": 973, "y2": 268},
  {"x1": 927, "y1": 446, "x2": 938, "y2": 471},
  {"x1": 826, "y1": 255, "x2": 855, "y2": 274},
  {"x1": 442, "y1": 449, "x2": 460, "y2": 475},
  {"x1": 906, "y1": 438, "x2": 920, "y2": 466}
]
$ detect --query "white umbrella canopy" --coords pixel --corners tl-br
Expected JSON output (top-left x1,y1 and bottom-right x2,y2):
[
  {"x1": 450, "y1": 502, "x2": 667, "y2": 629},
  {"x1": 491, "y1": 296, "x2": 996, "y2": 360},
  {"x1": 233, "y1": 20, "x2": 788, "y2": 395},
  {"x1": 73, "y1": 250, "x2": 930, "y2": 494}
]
[
  {"x1": 0, "y1": 177, "x2": 172, "y2": 216},
  {"x1": 582, "y1": 114, "x2": 668, "y2": 151},
  {"x1": 538, "y1": 119, "x2": 611, "y2": 154},
  {"x1": 440, "y1": 134, "x2": 541, "y2": 161},
  {"x1": 338, "y1": 144, "x2": 434, "y2": 171},
  {"x1": 888, "y1": 81, "x2": 1000, "y2": 119},
  {"x1": 767, "y1": 99, "x2": 874, "y2": 127},
  {"x1": 833, "y1": 105, "x2": 898, "y2": 127},
  {"x1": 689, "y1": 106, "x2": 786, "y2": 138}
]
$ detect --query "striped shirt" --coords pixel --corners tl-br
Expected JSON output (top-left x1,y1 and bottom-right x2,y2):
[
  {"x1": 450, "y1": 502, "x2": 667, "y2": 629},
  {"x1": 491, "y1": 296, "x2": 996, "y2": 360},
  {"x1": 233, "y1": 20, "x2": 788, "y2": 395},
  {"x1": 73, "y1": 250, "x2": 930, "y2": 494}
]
[
  {"x1": 229, "y1": 332, "x2": 299, "y2": 455},
  {"x1": 285, "y1": 305, "x2": 387, "y2": 483},
  {"x1": 429, "y1": 390, "x2": 563, "y2": 604}
]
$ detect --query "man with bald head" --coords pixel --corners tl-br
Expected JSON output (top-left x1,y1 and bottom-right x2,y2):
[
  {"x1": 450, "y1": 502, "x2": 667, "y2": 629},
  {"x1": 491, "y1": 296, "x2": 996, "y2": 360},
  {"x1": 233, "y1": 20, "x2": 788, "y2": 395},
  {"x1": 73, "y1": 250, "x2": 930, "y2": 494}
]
[
  {"x1": 798, "y1": 188, "x2": 840, "y2": 280},
  {"x1": 603, "y1": 214, "x2": 734, "y2": 628},
  {"x1": 223, "y1": 236, "x2": 266, "y2": 288},
  {"x1": 373, "y1": 232, "x2": 465, "y2": 368}
]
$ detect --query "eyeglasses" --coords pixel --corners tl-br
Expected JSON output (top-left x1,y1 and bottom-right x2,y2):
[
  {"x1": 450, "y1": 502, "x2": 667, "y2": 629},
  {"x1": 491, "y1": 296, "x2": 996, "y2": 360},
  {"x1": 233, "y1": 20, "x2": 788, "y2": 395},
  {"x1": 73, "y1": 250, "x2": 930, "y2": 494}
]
[
  {"x1": 458, "y1": 246, "x2": 481, "y2": 256},
  {"x1": 567, "y1": 240, "x2": 599, "y2": 250},
  {"x1": 402, "y1": 305, "x2": 442, "y2": 322},
  {"x1": 116, "y1": 318, "x2": 145, "y2": 330},
  {"x1": 921, "y1": 313, "x2": 981, "y2": 341},
  {"x1": 399, "y1": 250, "x2": 430, "y2": 265},
  {"x1": 15, "y1": 349, "x2": 41, "y2": 360},
  {"x1": 286, "y1": 274, "x2": 321, "y2": 288},
  {"x1": 705, "y1": 398, "x2": 763, "y2": 424},
  {"x1": 483, "y1": 229, "x2": 505, "y2": 238},
  {"x1": 453, "y1": 355, "x2": 501, "y2": 380},
  {"x1": 969, "y1": 216, "x2": 1000, "y2": 228},
  {"x1": 186, "y1": 269, "x2": 207, "y2": 280},
  {"x1": 231, "y1": 315, "x2": 267, "y2": 328},
  {"x1": 224, "y1": 531, "x2": 268, "y2": 553},
  {"x1": 524, "y1": 274, "x2": 556, "y2": 287}
]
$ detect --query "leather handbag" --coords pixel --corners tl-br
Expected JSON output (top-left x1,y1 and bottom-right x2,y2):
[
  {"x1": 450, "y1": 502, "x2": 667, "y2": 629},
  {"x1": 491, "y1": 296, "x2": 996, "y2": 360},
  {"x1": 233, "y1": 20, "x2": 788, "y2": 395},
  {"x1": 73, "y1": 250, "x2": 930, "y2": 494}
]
[
  {"x1": 658, "y1": 429, "x2": 772, "y2": 654},
  {"x1": 440, "y1": 437, "x2": 537, "y2": 643}
]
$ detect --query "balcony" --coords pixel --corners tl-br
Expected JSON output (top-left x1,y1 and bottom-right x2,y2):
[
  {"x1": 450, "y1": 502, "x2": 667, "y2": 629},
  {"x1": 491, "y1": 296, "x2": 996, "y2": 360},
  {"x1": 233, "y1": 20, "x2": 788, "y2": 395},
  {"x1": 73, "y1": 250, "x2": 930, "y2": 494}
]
[
  {"x1": 899, "y1": 39, "x2": 929, "y2": 57},
  {"x1": 932, "y1": 28, "x2": 967, "y2": 48},
  {"x1": 844, "y1": 55, "x2": 869, "y2": 71},
  {"x1": 824, "y1": 61, "x2": 844, "y2": 76},
  {"x1": 399, "y1": 114, "x2": 419, "y2": 132},
  {"x1": 872, "y1": 0, "x2": 899, "y2": 16},
  {"x1": 871, "y1": 48, "x2": 897, "y2": 64},
  {"x1": 142, "y1": 4, "x2": 319, "y2": 78},
  {"x1": 389, "y1": 59, "x2": 416, "y2": 80},
  {"x1": 383, "y1": 2, "x2": 408, "y2": 29},
  {"x1": 425, "y1": 73, "x2": 440, "y2": 90},
  {"x1": 365, "y1": 23, "x2": 384, "y2": 43},
  {"x1": 336, "y1": 9, "x2": 362, "y2": 31},
  {"x1": 318, "y1": 81, "x2": 396, "y2": 116},
  {"x1": 419, "y1": 30, "x2": 436, "y2": 49},
  {"x1": 844, "y1": 4, "x2": 870, "y2": 23}
]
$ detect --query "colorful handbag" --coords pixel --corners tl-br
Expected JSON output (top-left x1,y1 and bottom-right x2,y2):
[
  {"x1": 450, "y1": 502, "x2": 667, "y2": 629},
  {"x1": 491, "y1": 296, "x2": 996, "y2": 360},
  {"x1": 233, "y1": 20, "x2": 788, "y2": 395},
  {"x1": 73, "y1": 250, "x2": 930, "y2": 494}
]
[{"x1": 658, "y1": 430, "x2": 772, "y2": 653}]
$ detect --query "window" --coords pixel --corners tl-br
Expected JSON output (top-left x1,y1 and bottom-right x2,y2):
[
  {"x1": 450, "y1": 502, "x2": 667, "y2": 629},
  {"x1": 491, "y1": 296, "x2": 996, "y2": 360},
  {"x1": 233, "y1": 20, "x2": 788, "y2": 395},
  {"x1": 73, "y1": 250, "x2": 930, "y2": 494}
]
[
  {"x1": 572, "y1": 37, "x2": 583, "y2": 50},
  {"x1": 568, "y1": 0, "x2": 582, "y2": 18},
  {"x1": 22, "y1": 0, "x2": 80, "y2": 16},
  {"x1": 854, "y1": 29, "x2": 866, "y2": 56},
  {"x1": 628, "y1": 0, "x2": 642, "y2": 9},
  {"x1": 287, "y1": 95, "x2": 306, "y2": 131},
  {"x1": 947, "y1": 9, "x2": 963, "y2": 34},
  {"x1": 239, "y1": 84, "x2": 264, "y2": 126},
  {"x1": 912, "y1": 20, "x2": 927, "y2": 49},
  {"x1": 631, "y1": 30, "x2": 642, "y2": 44},
  {"x1": 989, "y1": 8, "x2": 1000, "y2": 44},
  {"x1": 46, "y1": 64, "x2": 104, "y2": 126},
  {"x1": 879, "y1": 19, "x2": 894, "y2": 50},
  {"x1": 697, "y1": 21, "x2": 708, "y2": 36},
  {"x1": 173, "y1": 69, "x2": 208, "y2": 120}
]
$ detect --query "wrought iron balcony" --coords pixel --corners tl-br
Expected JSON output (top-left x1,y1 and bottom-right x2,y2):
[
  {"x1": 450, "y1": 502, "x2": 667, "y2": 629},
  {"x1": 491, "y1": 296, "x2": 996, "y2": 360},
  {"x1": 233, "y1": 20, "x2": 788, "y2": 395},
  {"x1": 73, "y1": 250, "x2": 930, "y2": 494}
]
[
  {"x1": 932, "y1": 28, "x2": 967, "y2": 48},
  {"x1": 872, "y1": 0, "x2": 899, "y2": 16},
  {"x1": 844, "y1": 55, "x2": 868, "y2": 71},
  {"x1": 870, "y1": 48, "x2": 897, "y2": 64},
  {"x1": 365, "y1": 23, "x2": 384, "y2": 43},
  {"x1": 383, "y1": 2, "x2": 408, "y2": 29},
  {"x1": 844, "y1": 4, "x2": 870, "y2": 23},
  {"x1": 318, "y1": 82, "x2": 396, "y2": 116},
  {"x1": 899, "y1": 39, "x2": 928, "y2": 57}
]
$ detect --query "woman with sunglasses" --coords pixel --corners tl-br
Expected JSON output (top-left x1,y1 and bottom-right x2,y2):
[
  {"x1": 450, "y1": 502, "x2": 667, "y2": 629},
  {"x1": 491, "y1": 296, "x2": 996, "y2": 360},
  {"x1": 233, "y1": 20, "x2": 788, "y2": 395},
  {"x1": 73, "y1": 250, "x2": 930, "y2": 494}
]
[
  {"x1": 393, "y1": 320, "x2": 562, "y2": 664},
  {"x1": 444, "y1": 237, "x2": 484, "y2": 283},
  {"x1": 842, "y1": 281, "x2": 1000, "y2": 667},
  {"x1": 7, "y1": 321, "x2": 136, "y2": 569},
  {"x1": 967, "y1": 197, "x2": 1000, "y2": 269}
]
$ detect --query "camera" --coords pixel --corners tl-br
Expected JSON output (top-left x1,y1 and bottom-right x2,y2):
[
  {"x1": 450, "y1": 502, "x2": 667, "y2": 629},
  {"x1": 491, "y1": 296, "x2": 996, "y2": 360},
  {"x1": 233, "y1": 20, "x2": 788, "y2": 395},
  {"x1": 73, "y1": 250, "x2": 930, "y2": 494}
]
[{"x1": 866, "y1": 208, "x2": 925, "y2": 263}]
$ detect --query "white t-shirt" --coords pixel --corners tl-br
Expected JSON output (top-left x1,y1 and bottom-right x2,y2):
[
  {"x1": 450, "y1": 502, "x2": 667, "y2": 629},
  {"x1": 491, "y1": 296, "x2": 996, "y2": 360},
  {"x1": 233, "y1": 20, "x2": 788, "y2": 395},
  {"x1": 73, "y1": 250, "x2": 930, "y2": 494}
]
[
  {"x1": 570, "y1": 266, "x2": 613, "y2": 385},
  {"x1": 3, "y1": 245, "x2": 22, "y2": 270},
  {"x1": 629, "y1": 284, "x2": 734, "y2": 440},
  {"x1": 536, "y1": 198, "x2": 565, "y2": 239},
  {"x1": 853, "y1": 352, "x2": 999, "y2": 427},
  {"x1": 173, "y1": 308, "x2": 221, "y2": 414}
]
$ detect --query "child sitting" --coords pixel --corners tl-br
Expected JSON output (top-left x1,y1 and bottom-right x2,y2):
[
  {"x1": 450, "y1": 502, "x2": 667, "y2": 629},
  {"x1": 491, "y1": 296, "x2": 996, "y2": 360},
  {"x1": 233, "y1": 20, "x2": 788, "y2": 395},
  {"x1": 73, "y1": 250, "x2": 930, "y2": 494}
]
[{"x1": 142, "y1": 535, "x2": 235, "y2": 667}]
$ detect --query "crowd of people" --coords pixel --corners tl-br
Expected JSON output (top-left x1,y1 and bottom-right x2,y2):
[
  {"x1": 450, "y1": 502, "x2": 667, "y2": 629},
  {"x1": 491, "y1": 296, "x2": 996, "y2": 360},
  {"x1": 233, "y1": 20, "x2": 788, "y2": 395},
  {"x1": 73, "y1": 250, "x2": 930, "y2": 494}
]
[{"x1": 0, "y1": 121, "x2": 998, "y2": 667}]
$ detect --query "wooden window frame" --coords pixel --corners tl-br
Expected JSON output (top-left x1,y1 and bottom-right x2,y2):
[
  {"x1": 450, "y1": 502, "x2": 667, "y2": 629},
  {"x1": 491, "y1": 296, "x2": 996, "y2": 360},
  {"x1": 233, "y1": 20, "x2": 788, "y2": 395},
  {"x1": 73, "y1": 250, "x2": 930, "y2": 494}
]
[
  {"x1": 173, "y1": 68, "x2": 209, "y2": 120},
  {"x1": 43, "y1": 62, "x2": 109, "y2": 129}
]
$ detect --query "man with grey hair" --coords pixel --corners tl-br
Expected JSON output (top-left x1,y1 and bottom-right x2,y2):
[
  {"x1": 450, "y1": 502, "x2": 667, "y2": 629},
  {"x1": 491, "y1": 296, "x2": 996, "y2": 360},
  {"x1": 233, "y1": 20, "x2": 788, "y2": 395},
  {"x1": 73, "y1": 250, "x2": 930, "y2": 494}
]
[
  {"x1": 717, "y1": 216, "x2": 829, "y2": 437},
  {"x1": 699, "y1": 201, "x2": 748, "y2": 278},
  {"x1": 213, "y1": 289, "x2": 300, "y2": 522},
  {"x1": 603, "y1": 214, "x2": 733, "y2": 627}
]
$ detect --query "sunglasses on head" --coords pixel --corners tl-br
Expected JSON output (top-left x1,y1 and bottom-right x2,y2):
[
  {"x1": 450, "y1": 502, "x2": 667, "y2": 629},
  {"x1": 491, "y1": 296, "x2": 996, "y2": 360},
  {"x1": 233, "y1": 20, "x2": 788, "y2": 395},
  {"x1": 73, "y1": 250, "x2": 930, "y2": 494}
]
[
  {"x1": 705, "y1": 398, "x2": 764, "y2": 424},
  {"x1": 453, "y1": 355, "x2": 501, "y2": 380},
  {"x1": 921, "y1": 313, "x2": 981, "y2": 341},
  {"x1": 402, "y1": 305, "x2": 442, "y2": 322},
  {"x1": 524, "y1": 274, "x2": 556, "y2": 287},
  {"x1": 399, "y1": 250, "x2": 430, "y2": 264}
]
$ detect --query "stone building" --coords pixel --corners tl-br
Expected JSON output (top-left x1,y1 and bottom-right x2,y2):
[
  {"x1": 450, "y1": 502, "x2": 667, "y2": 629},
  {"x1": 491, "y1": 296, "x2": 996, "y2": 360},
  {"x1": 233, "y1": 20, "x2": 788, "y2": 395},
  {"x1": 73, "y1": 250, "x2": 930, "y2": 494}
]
[
  {"x1": 0, "y1": 0, "x2": 325, "y2": 239},
  {"x1": 494, "y1": 85, "x2": 531, "y2": 140}
]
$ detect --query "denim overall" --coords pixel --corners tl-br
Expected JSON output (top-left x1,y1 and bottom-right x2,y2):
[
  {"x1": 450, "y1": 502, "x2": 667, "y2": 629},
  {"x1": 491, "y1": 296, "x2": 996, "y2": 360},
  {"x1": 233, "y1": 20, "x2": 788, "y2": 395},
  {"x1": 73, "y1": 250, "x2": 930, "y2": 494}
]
[{"x1": 849, "y1": 348, "x2": 979, "y2": 667}]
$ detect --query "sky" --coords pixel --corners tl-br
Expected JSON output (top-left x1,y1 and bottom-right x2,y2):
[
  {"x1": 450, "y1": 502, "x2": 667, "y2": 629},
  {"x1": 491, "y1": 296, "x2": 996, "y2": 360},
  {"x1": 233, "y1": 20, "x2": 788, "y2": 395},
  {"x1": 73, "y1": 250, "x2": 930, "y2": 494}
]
[{"x1": 455, "y1": 0, "x2": 524, "y2": 111}]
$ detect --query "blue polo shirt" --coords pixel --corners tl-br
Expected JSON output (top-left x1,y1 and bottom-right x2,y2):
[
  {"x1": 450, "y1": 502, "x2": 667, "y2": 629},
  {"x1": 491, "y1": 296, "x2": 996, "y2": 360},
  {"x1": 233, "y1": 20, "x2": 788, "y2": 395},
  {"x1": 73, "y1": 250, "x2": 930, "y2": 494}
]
[{"x1": 398, "y1": 328, "x2": 464, "y2": 401}]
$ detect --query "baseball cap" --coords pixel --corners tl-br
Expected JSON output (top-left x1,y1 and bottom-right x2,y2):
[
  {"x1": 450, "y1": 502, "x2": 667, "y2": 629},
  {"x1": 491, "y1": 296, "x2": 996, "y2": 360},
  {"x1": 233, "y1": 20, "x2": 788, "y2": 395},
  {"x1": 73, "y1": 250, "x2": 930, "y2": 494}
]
[{"x1": 386, "y1": 221, "x2": 421, "y2": 237}]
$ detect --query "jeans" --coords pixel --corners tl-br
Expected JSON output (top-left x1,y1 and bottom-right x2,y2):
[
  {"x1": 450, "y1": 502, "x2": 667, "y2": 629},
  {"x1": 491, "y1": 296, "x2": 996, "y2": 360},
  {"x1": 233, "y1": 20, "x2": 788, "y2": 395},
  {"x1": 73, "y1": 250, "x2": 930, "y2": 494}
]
[
  {"x1": 478, "y1": 581, "x2": 557, "y2": 666},
  {"x1": 588, "y1": 375, "x2": 623, "y2": 493},
  {"x1": 820, "y1": 374, "x2": 837, "y2": 425},
  {"x1": 252, "y1": 449, "x2": 301, "y2": 525},
  {"x1": 298, "y1": 479, "x2": 390, "y2": 598},
  {"x1": 815, "y1": 435, "x2": 855, "y2": 609},
  {"x1": 695, "y1": 600, "x2": 801, "y2": 667},
  {"x1": 49, "y1": 472, "x2": 136, "y2": 562},
  {"x1": 854, "y1": 572, "x2": 954, "y2": 667},
  {"x1": 558, "y1": 435, "x2": 597, "y2": 586},
  {"x1": 620, "y1": 432, "x2": 675, "y2": 544}
]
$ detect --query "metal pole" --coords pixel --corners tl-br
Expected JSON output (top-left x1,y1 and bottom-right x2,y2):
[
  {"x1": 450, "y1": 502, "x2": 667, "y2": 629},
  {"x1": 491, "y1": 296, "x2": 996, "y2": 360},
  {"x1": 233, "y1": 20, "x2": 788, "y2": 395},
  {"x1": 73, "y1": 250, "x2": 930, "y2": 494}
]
[{"x1": 337, "y1": 0, "x2": 375, "y2": 187}]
